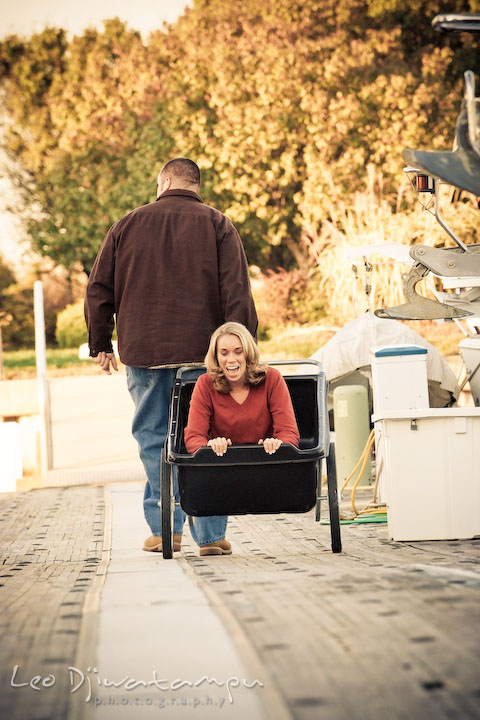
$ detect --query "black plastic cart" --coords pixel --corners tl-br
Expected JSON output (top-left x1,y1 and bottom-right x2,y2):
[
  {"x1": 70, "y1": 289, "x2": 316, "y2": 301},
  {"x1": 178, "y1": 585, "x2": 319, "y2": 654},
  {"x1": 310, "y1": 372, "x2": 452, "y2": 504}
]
[{"x1": 160, "y1": 361, "x2": 342, "y2": 558}]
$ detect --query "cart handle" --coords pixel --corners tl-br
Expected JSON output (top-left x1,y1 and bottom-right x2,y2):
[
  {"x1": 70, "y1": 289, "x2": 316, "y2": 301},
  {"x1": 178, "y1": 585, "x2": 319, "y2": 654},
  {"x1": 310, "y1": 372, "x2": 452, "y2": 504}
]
[
  {"x1": 264, "y1": 359, "x2": 323, "y2": 372},
  {"x1": 175, "y1": 358, "x2": 323, "y2": 381}
]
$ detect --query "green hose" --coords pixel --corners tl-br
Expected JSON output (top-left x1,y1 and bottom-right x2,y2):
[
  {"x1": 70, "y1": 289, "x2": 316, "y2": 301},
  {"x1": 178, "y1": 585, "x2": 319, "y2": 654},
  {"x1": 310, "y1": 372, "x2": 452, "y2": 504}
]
[{"x1": 321, "y1": 512, "x2": 387, "y2": 525}]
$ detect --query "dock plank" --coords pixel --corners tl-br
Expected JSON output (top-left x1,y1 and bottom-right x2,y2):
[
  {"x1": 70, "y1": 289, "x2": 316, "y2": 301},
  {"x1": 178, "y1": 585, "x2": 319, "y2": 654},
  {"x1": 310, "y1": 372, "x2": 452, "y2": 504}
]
[{"x1": 183, "y1": 505, "x2": 480, "y2": 720}]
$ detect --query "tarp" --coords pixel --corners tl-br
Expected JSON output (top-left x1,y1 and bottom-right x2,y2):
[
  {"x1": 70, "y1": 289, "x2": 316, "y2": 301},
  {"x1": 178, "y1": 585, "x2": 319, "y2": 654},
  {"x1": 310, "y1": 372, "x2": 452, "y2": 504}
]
[{"x1": 306, "y1": 311, "x2": 459, "y2": 406}]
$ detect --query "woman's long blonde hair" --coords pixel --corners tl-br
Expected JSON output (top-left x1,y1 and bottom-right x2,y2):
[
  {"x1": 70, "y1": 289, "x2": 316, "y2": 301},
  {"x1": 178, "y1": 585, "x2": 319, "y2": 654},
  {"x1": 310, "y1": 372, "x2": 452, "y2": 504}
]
[{"x1": 205, "y1": 322, "x2": 267, "y2": 393}]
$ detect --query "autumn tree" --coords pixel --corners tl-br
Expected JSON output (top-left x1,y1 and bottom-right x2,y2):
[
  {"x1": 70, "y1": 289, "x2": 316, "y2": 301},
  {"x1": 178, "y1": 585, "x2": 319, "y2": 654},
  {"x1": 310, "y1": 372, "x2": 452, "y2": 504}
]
[
  {"x1": 155, "y1": 0, "x2": 479, "y2": 271},
  {"x1": 0, "y1": 0, "x2": 478, "y2": 286},
  {"x1": 0, "y1": 20, "x2": 175, "y2": 274}
]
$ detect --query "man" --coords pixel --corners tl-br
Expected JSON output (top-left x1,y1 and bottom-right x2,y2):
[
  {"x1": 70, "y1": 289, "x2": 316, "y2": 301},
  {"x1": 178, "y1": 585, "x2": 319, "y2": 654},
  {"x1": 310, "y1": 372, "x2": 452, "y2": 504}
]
[{"x1": 85, "y1": 157, "x2": 257, "y2": 556}]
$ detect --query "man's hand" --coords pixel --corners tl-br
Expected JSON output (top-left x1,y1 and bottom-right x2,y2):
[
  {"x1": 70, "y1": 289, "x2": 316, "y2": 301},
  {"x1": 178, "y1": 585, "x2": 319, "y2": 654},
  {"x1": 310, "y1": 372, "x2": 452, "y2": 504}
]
[
  {"x1": 258, "y1": 437, "x2": 282, "y2": 454},
  {"x1": 93, "y1": 351, "x2": 118, "y2": 375}
]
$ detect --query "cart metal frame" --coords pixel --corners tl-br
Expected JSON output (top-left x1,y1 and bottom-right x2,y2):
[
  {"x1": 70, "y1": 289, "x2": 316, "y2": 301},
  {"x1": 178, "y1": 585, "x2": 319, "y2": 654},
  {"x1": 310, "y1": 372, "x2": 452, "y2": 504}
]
[{"x1": 160, "y1": 360, "x2": 342, "y2": 558}]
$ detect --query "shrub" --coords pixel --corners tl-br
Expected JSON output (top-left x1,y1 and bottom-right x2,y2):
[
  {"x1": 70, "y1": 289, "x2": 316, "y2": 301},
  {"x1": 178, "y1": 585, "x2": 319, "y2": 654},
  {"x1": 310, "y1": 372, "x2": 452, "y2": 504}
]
[
  {"x1": 55, "y1": 299, "x2": 88, "y2": 348},
  {"x1": 251, "y1": 266, "x2": 328, "y2": 338},
  {"x1": 0, "y1": 255, "x2": 37, "y2": 349},
  {"x1": 290, "y1": 270, "x2": 327, "y2": 325},
  {"x1": 0, "y1": 287, "x2": 36, "y2": 349}
]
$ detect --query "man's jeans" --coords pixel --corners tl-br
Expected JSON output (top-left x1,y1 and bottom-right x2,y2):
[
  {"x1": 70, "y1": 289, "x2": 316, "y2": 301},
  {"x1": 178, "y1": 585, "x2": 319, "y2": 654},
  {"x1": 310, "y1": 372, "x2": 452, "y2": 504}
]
[{"x1": 126, "y1": 365, "x2": 228, "y2": 546}]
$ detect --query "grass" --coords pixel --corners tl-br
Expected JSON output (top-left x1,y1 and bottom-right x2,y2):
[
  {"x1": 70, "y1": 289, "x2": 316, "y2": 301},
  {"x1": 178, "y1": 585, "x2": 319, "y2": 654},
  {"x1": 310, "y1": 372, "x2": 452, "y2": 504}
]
[
  {"x1": 1, "y1": 319, "x2": 464, "y2": 380},
  {"x1": 1, "y1": 348, "x2": 101, "y2": 379}
]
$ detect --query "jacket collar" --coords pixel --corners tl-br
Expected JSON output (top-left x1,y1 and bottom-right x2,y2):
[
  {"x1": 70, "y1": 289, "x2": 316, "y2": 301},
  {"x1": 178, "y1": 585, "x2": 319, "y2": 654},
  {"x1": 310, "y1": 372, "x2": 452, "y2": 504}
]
[{"x1": 156, "y1": 189, "x2": 203, "y2": 203}]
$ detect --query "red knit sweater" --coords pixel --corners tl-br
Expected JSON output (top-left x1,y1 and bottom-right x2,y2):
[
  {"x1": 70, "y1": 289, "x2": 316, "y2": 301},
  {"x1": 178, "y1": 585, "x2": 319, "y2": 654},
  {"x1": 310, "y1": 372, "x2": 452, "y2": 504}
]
[{"x1": 184, "y1": 367, "x2": 300, "y2": 453}]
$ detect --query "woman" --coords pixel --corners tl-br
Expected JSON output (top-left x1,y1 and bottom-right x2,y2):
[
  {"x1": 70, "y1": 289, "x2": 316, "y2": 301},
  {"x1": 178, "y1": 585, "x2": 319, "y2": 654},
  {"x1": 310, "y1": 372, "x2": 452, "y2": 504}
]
[
  {"x1": 185, "y1": 322, "x2": 299, "y2": 456},
  {"x1": 184, "y1": 322, "x2": 299, "y2": 556}
]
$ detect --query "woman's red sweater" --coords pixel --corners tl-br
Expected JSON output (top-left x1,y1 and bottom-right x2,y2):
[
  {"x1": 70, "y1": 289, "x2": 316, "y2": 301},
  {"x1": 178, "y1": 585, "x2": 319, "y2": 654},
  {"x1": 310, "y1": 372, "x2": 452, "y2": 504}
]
[{"x1": 184, "y1": 367, "x2": 300, "y2": 453}]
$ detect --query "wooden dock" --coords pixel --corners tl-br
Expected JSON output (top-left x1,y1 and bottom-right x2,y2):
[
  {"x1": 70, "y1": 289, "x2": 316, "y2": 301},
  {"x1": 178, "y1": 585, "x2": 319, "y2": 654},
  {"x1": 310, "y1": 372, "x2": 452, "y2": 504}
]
[
  {"x1": 181, "y1": 492, "x2": 480, "y2": 720},
  {"x1": 1, "y1": 483, "x2": 479, "y2": 720}
]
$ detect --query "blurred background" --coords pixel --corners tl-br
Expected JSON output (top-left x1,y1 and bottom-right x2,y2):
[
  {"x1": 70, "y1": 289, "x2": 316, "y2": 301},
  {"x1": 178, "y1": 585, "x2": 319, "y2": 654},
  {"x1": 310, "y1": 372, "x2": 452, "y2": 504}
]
[{"x1": 1, "y1": 0, "x2": 479, "y2": 378}]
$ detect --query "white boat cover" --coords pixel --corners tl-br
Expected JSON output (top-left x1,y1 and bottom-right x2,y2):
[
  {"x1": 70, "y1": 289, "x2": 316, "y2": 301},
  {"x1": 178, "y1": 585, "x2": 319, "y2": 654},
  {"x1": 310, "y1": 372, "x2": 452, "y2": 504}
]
[{"x1": 307, "y1": 311, "x2": 459, "y2": 403}]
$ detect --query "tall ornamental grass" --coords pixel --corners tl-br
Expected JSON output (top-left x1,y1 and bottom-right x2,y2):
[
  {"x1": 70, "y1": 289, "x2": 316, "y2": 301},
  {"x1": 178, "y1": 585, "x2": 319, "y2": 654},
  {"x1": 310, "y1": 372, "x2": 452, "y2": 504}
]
[{"x1": 304, "y1": 168, "x2": 480, "y2": 325}]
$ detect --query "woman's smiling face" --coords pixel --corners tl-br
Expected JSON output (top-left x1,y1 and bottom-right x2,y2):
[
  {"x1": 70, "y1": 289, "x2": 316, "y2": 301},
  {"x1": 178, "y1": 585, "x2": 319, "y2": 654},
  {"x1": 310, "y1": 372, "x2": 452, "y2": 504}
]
[{"x1": 216, "y1": 333, "x2": 247, "y2": 386}]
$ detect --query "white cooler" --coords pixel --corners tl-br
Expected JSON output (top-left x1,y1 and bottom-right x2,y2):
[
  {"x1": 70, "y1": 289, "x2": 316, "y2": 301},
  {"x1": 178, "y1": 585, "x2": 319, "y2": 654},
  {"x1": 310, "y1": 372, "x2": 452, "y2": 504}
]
[
  {"x1": 371, "y1": 344, "x2": 429, "y2": 414},
  {"x1": 371, "y1": 344, "x2": 430, "y2": 507},
  {"x1": 372, "y1": 408, "x2": 480, "y2": 541}
]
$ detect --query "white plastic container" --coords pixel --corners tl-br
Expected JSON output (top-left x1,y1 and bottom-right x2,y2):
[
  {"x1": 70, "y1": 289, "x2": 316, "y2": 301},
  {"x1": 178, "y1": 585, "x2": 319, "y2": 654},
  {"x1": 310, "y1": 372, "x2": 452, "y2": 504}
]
[
  {"x1": 372, "y1": 408, "x2": 480, "y2": 541},
  {"x1": 371, "y1": 345, "x2": 430, "y2": 506},
  {"x1": 459, "y1": 336, "x2": 480, "y2": 407},
  {"x1": 371, "y1": 345, "x2": 429, "y2": 414}
]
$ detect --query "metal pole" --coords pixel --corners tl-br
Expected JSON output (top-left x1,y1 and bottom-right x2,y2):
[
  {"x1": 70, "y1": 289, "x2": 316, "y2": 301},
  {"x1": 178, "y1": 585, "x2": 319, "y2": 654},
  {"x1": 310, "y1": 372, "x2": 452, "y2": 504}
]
[{"x1": 34, "y1": 281, "x2": 53, "y2": 472}]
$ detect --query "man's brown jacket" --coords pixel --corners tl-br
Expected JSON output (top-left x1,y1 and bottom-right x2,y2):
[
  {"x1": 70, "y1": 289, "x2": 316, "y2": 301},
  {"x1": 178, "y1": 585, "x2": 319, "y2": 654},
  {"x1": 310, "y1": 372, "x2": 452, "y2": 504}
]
[{"x1": 85, "y1": 189, "x2": 258, "y2": 367}]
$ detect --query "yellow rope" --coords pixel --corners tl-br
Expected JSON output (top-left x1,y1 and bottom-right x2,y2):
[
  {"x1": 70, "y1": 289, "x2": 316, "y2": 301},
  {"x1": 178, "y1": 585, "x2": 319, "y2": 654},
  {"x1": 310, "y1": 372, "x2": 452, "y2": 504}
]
[
  {"x1": 339, "y1": 428, "x2": 374, "y2": 495},
  {"x1": 350, "y1": 430, "x2": 376, "y2": 515},
  {"x1": 338, "y1": 428, "x2": 387, "y2": 519},
  {"x1": 322, "y1": 428, "x2": 387, "y2": 520}
]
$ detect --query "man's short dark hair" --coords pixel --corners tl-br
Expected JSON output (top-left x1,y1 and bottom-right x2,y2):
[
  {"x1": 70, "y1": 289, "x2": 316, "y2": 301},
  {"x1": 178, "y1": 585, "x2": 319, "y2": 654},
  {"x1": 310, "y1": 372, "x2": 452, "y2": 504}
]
[{"x1": 160, "y1": 158, "x2": 201, "y2": 186}]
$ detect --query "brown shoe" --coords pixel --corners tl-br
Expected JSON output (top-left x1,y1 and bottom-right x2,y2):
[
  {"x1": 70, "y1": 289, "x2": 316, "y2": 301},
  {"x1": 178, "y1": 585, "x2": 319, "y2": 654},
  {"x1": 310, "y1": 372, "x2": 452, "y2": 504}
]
[
  {"x1": 199, "y1": 539, "x2": 232, "y2": 556},
  {"x1": 143, "y1": 534, "x2": 182, "y2": 552}
]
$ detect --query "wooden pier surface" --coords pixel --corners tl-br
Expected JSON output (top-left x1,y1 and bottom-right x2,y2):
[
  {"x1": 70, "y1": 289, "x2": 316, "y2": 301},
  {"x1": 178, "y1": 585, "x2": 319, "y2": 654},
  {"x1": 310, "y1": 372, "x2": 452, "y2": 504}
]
[
  {"x1": 181, "y1": 492, "x2": 480, "y2": 720},
  {"x1": 1, "y1": 483, "x2": 479, "y2": 720}
]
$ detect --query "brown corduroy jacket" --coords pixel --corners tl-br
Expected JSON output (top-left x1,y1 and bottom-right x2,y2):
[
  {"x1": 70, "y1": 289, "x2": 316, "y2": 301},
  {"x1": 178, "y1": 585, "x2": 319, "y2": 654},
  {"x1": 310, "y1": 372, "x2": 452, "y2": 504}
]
[{"x1": 85, "y1": 189, "x2": 258, "y2": 367}]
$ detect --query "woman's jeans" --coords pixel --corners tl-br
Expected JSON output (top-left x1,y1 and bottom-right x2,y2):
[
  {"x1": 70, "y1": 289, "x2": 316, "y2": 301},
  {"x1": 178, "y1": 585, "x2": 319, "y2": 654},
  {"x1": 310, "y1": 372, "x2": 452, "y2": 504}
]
[{"x1": 126, "y1": 365, "x2": 228, "y2": 546}]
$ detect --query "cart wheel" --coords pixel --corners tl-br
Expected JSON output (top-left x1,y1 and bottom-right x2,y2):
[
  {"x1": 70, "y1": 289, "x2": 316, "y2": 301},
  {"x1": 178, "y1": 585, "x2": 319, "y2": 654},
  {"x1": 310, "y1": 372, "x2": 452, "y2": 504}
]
[
  {"x1": 326, "y1": 444, "x2": 342, "y2": 553},
  {"x1": 315, "y1": 458, "x2": 322, "y2": 522},
  {"x1": 161, "y1": 448, "x2": 174, "y2": 559}
]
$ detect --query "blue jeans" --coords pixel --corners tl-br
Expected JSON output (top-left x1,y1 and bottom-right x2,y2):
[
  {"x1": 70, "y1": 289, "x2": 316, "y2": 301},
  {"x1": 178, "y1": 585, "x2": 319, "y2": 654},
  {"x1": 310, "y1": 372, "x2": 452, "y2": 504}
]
[{"x1": 126, "y1": 365, "x2": 228, "y2": 546}]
